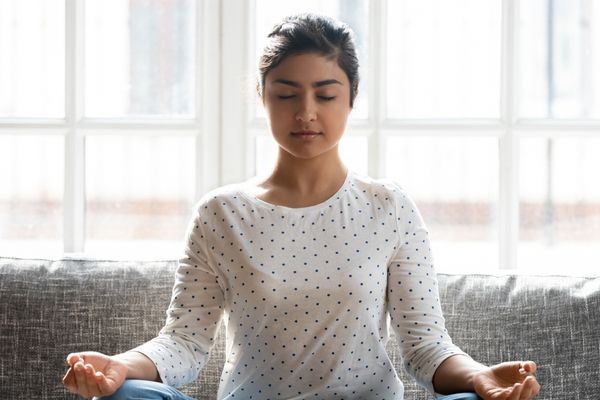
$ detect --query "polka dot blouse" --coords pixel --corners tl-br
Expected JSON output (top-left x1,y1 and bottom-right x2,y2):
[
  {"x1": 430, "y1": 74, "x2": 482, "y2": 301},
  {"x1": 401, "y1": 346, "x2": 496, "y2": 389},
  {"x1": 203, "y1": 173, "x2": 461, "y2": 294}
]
[{"x1": 134, "y1": 170, "x2": 466, "y2": 399}]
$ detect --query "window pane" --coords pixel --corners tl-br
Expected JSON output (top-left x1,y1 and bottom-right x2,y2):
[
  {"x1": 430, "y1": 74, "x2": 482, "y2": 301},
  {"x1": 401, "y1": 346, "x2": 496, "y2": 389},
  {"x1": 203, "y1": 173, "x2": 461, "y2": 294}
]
[
  {"x1": 519, "y1": 0, "x2": 600, "y2": 119},
  {"x1": 339, "y1": 136, "x2": 368, "y2": 176},
  {"x1": 386, "y1": 0, "x2": 501, "y2": 118},
  {"x1": 85, "y1": 135, "x2": 195, "y2": 256},
  {"x1": 386, "y1": 136, "x2": 499, "y2": 272},
  {"x1": 0, "y1": 135, "x2": 63, "y2": 255},
  {"x1": 255, "y1": 135, "x2": 278, "y2": 179},
  {"x1": 255, "y1": 135, "x2": 368, "y2": 178},
  {"x1": 254, "y1": 0, "x2": 369, "y2": 120},
  {"x1": 0, "y1": 0, "x2": 65, "y2": 118},
  {"x1": 519, "y1": 137, "x2": 600, "y2": 274},
  {"x1": 85, "y1": 0, "x2": 195, "y2": 118}
]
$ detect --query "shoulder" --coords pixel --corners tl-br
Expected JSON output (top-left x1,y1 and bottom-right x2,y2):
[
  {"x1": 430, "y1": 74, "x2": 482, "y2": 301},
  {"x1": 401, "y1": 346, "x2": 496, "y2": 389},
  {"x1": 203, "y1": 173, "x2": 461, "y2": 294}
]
[
  {"x1": 349, "y1": 172, "x2": 424, "y2": 224},
  {"x1": 350, "y1": 171, "x2": 413, "y2": 204},
  {"x1": 192, "y1": 181, "x2": 249, "y2": 214}
]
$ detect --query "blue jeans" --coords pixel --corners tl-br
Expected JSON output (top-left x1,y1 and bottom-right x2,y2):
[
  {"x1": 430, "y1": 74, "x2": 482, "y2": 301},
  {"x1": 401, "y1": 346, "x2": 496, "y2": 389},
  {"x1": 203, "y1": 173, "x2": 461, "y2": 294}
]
[
  {"x1": 93, "y1": 379, "x2": 196, "y2": 400},
  {"x1": 95, "y1": 379, "x2": 479, "y2": 400}
]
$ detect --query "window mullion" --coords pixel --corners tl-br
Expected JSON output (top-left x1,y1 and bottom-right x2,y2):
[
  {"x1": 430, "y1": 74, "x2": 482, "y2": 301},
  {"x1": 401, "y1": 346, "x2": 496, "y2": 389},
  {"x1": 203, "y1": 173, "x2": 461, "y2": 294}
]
[
  {"x1": 245, "y1": 0, "x2": 258, "y2": 178},
  {"x1": 369, "y1": 0, "x2": 386, "y2": 178},
  {"x1": 499, "y1": 0, "x2": 519, "y2": 270},
  {"x1": 220, "y1": 0, "x2": 248, "y2": 185},
  {"x1": 64, "y1": 0, "x2": 85, "y2": 253},
  {"x1": 196, "y1": 0, "x2": 221, "y2": 198}
]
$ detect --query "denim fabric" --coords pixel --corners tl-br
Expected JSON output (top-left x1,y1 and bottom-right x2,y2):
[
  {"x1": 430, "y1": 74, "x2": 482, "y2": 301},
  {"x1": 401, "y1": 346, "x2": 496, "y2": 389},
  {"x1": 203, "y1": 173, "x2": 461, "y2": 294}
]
[
  {"x1": 438, "y1": 393, "x2": 479, "y2": 400},
  {"x1": 94, "y1": 379, "x2": 478, "y2": 400},
  {"x1": 94, "y1": 379, "x2": 196, "y2": 400}
]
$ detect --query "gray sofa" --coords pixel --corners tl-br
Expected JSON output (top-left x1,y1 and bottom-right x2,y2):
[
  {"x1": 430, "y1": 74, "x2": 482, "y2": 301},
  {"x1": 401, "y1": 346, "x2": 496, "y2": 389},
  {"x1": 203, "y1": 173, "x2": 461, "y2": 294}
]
[{"x1": 1, "y1": 256, "x2": 598, "y2": 400}]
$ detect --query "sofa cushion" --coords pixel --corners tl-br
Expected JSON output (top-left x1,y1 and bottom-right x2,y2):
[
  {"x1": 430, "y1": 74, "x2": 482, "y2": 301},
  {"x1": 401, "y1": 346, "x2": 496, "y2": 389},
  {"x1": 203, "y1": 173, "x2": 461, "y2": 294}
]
[
  {"x1": 1, "y1": 257, "x2": 598, "y2": 399},
  {"x1": 0, "y1": 257, "x2": 222, "y2": 399},
  {"x1": 392, "y1": 274, "x2": 600, "y2": 400}
]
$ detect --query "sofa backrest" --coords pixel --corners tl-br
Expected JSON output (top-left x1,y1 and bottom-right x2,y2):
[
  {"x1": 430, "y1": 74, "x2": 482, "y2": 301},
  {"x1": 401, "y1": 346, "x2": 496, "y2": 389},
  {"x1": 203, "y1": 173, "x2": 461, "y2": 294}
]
[{"x1": 1, "y1": 257, "x2": 598, "y2": 399}]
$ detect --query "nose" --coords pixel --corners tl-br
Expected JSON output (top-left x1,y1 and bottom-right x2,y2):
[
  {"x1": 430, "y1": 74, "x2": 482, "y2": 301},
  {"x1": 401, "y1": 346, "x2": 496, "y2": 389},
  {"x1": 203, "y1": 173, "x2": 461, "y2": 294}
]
[{"x1": 295, "y1": 96, "x2": 317, "y2": 122}]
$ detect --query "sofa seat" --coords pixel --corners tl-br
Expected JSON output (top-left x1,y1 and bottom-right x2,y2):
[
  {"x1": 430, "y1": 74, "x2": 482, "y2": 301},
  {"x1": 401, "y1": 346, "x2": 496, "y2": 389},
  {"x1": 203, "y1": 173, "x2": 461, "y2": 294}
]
[{"x1": 1, "y1": 256, "x2": 598, "y2": 399}]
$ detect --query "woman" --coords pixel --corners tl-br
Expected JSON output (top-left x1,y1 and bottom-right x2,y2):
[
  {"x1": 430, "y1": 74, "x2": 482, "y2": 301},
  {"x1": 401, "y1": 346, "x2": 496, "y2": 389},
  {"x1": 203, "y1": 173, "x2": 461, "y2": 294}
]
[{"x1": 63, "y1": 13, "x2": 540, "y2": 400}]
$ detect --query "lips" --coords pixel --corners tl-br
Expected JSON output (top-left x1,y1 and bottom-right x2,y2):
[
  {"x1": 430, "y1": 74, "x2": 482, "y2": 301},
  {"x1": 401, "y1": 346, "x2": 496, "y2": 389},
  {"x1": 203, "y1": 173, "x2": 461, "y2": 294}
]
[{"x1": 291, "y1": 130, "x2": 321, "y2": 136}]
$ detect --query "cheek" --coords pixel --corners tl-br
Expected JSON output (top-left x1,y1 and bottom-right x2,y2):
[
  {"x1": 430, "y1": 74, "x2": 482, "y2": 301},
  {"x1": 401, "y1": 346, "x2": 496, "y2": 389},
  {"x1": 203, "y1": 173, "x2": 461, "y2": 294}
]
[
  {"x1": 265, "y1": 100, "x2": 291, "y2": 118},
  {"x1": 327, "y1": 106, "x2": 351, "y2": 126},
  {"x1": 267, "y1": 107, "x2": 309, "y2": 133},
  {"x1": 265, "y1": 108, "x2": 291, "y2": 133}
]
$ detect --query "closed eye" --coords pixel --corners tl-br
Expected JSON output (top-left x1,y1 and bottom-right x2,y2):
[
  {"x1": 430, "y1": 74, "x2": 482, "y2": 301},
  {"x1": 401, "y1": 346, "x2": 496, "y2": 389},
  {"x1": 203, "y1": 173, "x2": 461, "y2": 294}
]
[{"x1": 277, "y1": 95, "x2": 336, "y2": 101}]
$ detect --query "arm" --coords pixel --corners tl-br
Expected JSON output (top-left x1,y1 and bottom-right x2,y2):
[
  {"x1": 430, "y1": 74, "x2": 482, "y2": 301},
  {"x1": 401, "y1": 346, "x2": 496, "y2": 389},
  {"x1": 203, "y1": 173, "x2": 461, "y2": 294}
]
[
  {"x1": 114, "y1": 351, "x2": 160, "y2": 381},
  {"x1": 386, "y1": 186, "x2": 468, "y2": 394},
  {"x1": 131, "y1": 202, "x2": 225, "y2": 387},
  {"x1": 64, "y1": 202, "x2": 224, "y2": 397},
  {"x1": 432, "y1": 354, "x2": 486, "y2": 393},
  {"x1": 433, "y1": 354, "x2": 540, "y2": 399},
  {"x1": 386, "y1": 186, "x2": 540, "y2": 399}
]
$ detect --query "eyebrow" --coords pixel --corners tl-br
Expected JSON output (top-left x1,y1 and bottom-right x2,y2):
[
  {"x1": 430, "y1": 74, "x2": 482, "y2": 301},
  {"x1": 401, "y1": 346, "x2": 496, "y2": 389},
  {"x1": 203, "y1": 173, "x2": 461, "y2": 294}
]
[{"x1": 273, "y1": 79, "x2": 343, "y2": 88}]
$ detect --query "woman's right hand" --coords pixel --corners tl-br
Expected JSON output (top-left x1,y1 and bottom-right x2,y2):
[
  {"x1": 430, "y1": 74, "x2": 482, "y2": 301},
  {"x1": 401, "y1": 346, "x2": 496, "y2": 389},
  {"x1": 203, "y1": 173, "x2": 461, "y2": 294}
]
[{"x1": 62, "y1": 351, "x2": 128, "y2": 398}]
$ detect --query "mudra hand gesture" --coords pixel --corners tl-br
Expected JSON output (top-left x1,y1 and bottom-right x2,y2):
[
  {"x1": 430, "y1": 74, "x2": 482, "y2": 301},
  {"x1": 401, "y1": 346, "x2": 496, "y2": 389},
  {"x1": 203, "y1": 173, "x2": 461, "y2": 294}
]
[
  {"x1": 473, "y1": 361, "x2": 540, "y2": 399},
  {"x1": 62, "y1": 351, "x2": 128, "y2": 398}
]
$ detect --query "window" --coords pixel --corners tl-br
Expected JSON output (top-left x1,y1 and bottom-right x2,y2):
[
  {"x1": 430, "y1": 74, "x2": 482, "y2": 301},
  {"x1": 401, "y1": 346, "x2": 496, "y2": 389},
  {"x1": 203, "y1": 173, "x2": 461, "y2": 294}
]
[
  {"x1": 1, "y1": 1, "x2": 66, "y2": 255},
  {"x1": 247, "y1": 0, "x2": 600, "y2": 275},
  {"x1": 0, "y1": 0, "x2": 65, "y2": 118},
  {"x1": 2, "y1": 0, "x2": 599, "y2": 274},
  {"x1": 0, "y1": 0, "x2": 218, "y2": 259}
]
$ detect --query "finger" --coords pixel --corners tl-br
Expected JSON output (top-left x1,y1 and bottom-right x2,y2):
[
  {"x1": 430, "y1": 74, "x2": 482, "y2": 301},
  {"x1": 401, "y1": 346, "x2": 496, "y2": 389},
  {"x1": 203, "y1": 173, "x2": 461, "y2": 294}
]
[
  {"x1": 84, "y1": 365, "x2": 103, "y2": 396},
  {"x1": 66, "y1": 353, "x2": 83, "y2": 367},
  {"x1": 506, "y1": 361, "x2": 524, "y2": 378},
  {"x1": 84, "y1": 363, "x2": 102, "y2": 390},
  {"x1": 74, "y1": 361, "x2": 92, "y2": 396},
  {"x1": 85, "y1": 364, "x2": 96, "y2": 385},
  {"x1": 522, "y1": 361, "x2": 537, "y2": 375},
  {"x1": 524, "y1": 376, "x2": 541, "y2": 398},
  {"x1": 519, "y1": 378, "x2": 534, "y2": 400},
  {"x1": 62, "y1": 368, "x2": 77, "y2": 392},
  {"x1": 85, "y1": 363, "x2": 97, "y2": 376},
  {"x1": 532, "y1": 378, "x2": 541, "y2": 396},
  {"x1": 508, "y1": 382, "x2": 525, "y2": 400}
]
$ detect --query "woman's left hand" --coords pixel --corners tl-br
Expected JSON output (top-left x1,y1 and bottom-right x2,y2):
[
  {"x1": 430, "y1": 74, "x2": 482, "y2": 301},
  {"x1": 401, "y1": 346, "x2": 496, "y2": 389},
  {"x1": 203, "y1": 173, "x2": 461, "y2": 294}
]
[{"x1": 472, "y1": 361, "x2": 540, "y2": 400}]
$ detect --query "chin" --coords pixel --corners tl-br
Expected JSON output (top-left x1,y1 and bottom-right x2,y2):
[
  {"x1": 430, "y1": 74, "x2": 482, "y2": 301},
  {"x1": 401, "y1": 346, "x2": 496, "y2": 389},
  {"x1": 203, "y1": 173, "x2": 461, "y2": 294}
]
[{"x1": 282, "y1": 146, "x2": 337, "y2": 162}]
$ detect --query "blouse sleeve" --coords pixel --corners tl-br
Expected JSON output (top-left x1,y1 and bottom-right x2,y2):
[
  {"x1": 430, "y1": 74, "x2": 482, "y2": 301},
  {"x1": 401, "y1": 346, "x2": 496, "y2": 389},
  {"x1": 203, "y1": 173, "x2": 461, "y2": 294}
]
[
  {"x1": 133, "y1": 201, "x2": 225, "y2": 388},
  {"x1": 386, "y1": 184, "x2": 468, "y2": 396}
]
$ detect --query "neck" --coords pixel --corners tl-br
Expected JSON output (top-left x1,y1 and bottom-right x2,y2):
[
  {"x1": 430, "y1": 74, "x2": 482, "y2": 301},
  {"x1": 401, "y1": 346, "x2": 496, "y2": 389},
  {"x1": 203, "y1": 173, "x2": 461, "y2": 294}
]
[{"x1": 267, "y1": 148, "x2": 347, "y2": 195}]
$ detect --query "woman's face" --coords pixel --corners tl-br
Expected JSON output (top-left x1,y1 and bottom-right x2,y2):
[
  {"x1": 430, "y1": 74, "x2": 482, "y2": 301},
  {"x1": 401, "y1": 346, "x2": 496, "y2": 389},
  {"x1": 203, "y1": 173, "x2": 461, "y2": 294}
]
[{"x1": 262, "y1": 52, "x2": 352, "y2": 161}]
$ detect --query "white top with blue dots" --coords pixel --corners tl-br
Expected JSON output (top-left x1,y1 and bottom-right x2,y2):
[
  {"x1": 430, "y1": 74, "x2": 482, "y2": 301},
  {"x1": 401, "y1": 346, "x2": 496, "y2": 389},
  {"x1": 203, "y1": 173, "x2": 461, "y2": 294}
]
[{"x1": 134, "y1": 170, "x2": 466, "y2": 400}]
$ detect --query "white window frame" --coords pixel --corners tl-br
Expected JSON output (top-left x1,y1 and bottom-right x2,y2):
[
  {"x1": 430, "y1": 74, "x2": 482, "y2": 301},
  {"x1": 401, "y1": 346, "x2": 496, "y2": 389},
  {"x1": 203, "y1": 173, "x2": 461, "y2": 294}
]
[
  {"x1": 0, "y1": 0, "x2": 221, "y2": 254},
  {"x1": 225, "y1": 0, "x2": 600, "y2": 270},
  {"x1": 1, "y1": 0, "x2": 599, "y2": 266}
]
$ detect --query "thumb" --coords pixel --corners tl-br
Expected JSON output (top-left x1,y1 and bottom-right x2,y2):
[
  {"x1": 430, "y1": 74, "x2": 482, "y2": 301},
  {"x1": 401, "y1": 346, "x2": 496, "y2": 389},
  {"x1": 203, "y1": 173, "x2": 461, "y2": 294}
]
[
  {"x1": 520, "y1": 361, "x2": 537, "y2": 374},
  {"x1": 66, "y1": 353, "x2": 83, "y2": 367}
]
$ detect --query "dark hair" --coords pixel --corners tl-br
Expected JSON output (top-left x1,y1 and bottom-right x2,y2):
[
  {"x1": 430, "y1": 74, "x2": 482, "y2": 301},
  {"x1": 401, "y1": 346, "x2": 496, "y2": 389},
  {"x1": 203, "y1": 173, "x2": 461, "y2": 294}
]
[{"x1": 257, "y1": 13, "x2": 360, "y2": 107}]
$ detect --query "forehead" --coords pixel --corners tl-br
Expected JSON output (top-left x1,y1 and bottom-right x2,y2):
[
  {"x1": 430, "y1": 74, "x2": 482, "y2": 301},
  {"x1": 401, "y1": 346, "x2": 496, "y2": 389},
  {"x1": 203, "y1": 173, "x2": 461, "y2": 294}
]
[{"x1": 266, "y1": 52, "x2": 348, "y2": 86}]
